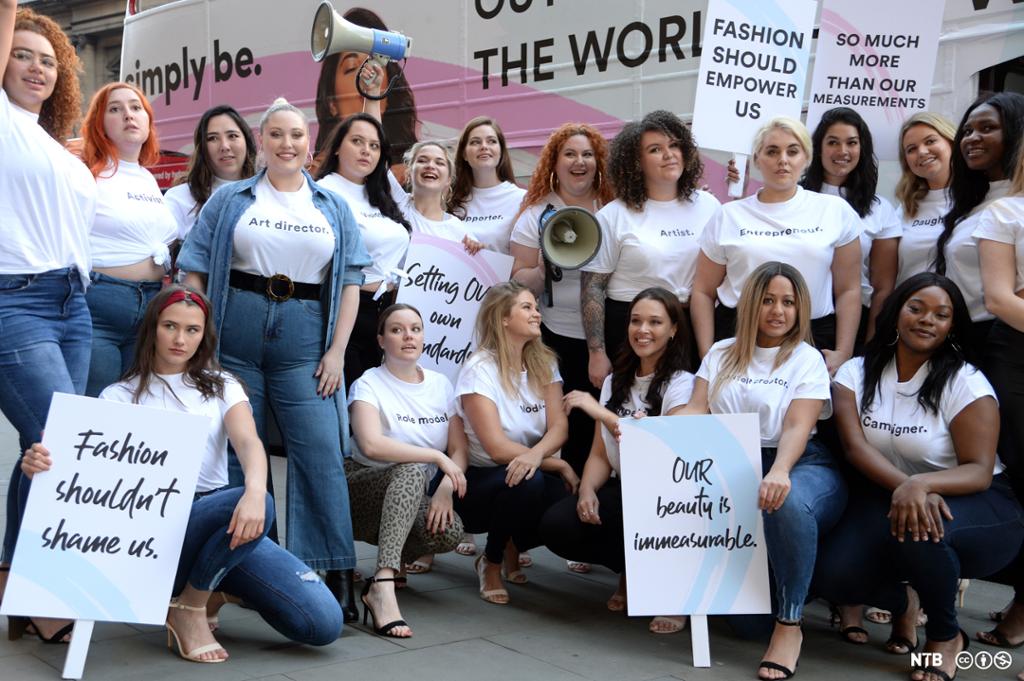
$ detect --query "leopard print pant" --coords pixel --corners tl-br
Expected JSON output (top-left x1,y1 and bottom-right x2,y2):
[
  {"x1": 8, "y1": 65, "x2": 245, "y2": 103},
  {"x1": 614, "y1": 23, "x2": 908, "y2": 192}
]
[{"x1": 345, "y1": 459, "x2": 464, "y2": 572}]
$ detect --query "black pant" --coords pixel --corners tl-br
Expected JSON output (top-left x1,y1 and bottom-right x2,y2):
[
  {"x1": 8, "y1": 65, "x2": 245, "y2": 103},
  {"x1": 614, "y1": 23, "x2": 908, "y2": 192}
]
[
  {"x1": 542, "y1": 325, "x2": 597, "y2": 475},
  {"x1": 603, "y1": 298, "x2": 631, "y2": 363},
  {"x1": 344, "y1": 289, "x2": 394, "y2": 390},
  {"x1": 540, "y1": 478, "x2": 624, "y2": 573}
]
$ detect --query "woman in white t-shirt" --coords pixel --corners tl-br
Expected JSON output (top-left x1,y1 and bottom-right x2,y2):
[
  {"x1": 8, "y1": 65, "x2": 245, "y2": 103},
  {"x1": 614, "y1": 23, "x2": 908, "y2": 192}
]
[
  {"x1": 454, "y1": 282, "x2": 574, "y2": 605},
  {"x1": 683, "y1": 262, "x2": 846, "y2": 681},
  {"x1": 815, "y1": 272, "x2": 1022, "y2": 681},
  {"x1": 448, "y1": 116, "x2": 526, "y2": 254},
  {"x1": 164, "y1": 105, "x2": 257, "y2": 240},
  {"x1": 541, "y1": 287, "x2": 695, "y2": 633},
  {"x1": 178, "y1": 98, "x2": 372, "y2": 619},
  {"x1": 582, "y1": 110, "x2": 721, "y2": 388},
  {"x1": 79, "y1": 82, "x2": 178, "y2": 397},
  {"x1": 0, "y1": 4, "x2": 97, "y2": 643},
  {"x1": 313, "y1": 112, "x2": 411, "y2": 389},
  {"x1": 894, "y1": 113, "x2": 955, "y2": 286},
  {"x1": 802, "y1": 107, "x2": 901, "y2": 345},
  {"x1": 691, "y1": 117, "x2": 862, "y2": 378},
  {"x1": 935, "y1": 92, "x2": 1024, "y2": 351},
  {"x1": 348, "y1": 303, "x2": 468, "y2": 637}
]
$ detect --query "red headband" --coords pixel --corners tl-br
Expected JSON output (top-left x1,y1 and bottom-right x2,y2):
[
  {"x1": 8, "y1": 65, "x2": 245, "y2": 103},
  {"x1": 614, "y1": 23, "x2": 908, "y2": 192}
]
[{"x1": 160, "y1": 290, "x2": 209, "y2": 316}]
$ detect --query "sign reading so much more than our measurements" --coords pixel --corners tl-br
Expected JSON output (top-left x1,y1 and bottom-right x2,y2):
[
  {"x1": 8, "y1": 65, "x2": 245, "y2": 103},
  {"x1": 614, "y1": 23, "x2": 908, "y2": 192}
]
[{"x1": 1, "y1": 393, "x2": 208, "y2": 625}]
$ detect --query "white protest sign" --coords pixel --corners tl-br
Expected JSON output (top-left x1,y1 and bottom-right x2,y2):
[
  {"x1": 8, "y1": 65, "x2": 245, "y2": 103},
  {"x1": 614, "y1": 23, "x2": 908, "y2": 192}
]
[
  {"x1": 2, "y1": 393, "x2": 208, "y2": 625},
  {"x1": 806, "y1": 0, "x2": 945, "y2": 161},
  {"x1": 692, "y1": 0, "x2": 816, "y2": 155},
  {"x1": 619, "y1": 414, "x2": 769, "y2": 617},
  {"x1": 396, "y1": 234, "x2": 514, "y2": 383}
]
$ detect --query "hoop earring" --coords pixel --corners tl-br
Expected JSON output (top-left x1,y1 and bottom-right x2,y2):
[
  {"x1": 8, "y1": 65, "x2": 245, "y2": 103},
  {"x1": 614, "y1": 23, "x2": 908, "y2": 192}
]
[
  {"x1": 595, "y1": 169, "x2": 602, "y2": 189},
  {"x1": 888, "y1": 330, "x2": 900, "y2": 346},
  {"x1": 549, "y1": 172, "x2": 557, "y2": 194}
]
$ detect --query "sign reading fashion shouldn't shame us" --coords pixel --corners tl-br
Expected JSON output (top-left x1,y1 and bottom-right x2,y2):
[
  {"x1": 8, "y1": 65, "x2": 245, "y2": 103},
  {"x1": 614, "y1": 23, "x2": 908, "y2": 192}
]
[
  {"x1": 1, "y1": 393, "x2": 207, "y2": 625},
  {"x1": 806, "y1": 0, "x2": 945, "y2": 161},
  {"x1": 691, "y1": 0, "x2": 816, "y2": 155},
  {"x1": 619, "y1": 413, "x2": 770, "y2": 617},
  {"x1": 396, "y1": 233, "x2": 514, "y2": 384}
]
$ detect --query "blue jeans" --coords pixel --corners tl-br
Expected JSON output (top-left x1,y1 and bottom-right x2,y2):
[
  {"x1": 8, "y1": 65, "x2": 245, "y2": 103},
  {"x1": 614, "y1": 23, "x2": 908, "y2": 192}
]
[
  {"x1": 85, "y1": 273, "x2": 163, "y2": 397},
  {"x1": 762, "y1": 439, "x2": 847, "y2": 622},
  {"x1": 218, "y1": 287, "x2": 355, "y2": 570},
  {"x1": 174, "y1": 488, "x2": 274, "y2": 594},
  {"x1": 0, "y1": 268, "x2": 91, "y2": 563},
  {"x1": 814, "y1": 475, "x2": 1024, "y2": 641}
]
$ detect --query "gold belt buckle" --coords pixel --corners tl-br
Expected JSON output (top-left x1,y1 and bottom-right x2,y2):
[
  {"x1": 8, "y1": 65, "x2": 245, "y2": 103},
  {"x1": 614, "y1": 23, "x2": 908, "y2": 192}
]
[{"x1": 266, "y1": 273, "x2": 294, "y2": 302}]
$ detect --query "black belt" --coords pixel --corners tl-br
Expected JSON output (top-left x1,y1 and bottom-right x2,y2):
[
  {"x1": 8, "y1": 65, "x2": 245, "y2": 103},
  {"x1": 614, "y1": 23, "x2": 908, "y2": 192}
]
[{"x1": 229, "y1": 270, "x2": 321, "y2": 302}]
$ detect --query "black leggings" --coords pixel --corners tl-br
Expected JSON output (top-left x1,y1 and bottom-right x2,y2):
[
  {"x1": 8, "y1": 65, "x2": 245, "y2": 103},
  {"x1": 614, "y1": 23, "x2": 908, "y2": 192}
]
[
  {"x1": 540, "y1": 478, "x2": 624, "y2": 573},
  {"x1": 542, "y1": 324, "x2": 596, "y2": 476},
  {"x1": 344, "y1": 289, "x2": 394, "y2": 390}
]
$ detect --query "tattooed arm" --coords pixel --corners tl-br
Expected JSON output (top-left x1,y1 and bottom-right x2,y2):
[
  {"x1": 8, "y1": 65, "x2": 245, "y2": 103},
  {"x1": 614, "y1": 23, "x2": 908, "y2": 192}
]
[{"x1": 581, "y1": 270, "x2": 613, "y2": 389}]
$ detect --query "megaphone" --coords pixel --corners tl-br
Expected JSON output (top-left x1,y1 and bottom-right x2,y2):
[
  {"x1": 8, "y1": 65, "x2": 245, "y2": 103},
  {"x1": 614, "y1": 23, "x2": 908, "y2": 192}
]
[
  {"x1": 538, "y1": 205, "x2": 602, "y2": 307},
  {"x1": 310, "y1": 2, "x2": 412, "y2": 100}
]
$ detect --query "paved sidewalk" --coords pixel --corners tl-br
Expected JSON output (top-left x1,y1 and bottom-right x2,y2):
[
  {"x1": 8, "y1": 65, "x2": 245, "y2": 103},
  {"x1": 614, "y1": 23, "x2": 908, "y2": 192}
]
[{"x1": 0, "y1": 414, "x2": 1021, "y2": 681}]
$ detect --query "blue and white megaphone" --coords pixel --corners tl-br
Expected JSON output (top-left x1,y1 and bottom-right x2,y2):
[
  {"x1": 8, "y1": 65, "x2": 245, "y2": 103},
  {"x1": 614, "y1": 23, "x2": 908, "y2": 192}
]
[
  {"x1": 310, "y1": 1, "x2": 412, "y2": 99},
  {"x1": 538, "y1": 204, "x2": 602, "y2": 307}
]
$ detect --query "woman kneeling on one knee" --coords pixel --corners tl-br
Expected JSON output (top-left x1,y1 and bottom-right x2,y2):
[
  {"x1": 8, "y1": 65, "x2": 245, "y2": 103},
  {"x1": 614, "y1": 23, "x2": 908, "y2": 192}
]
[
  {"x1": 814, "y1": 272, "x2": 1024, "y2": 681},
  {"x1": 455, "y1": 281, "x2": 574, "y2": 605},
  {"x1": 348, "y1": 303, "x2": 468, "y2": 637},
  {"x1": 680, "y1": 261, "x2": 846, "y2": 680}
]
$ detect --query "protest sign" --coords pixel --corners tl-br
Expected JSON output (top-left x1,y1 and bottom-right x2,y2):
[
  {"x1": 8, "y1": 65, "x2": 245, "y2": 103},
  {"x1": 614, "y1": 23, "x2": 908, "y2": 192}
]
[
  {"x1": 619, "y1": 414, "x2": 769, "y2": 617},
  {"x1": 396, "y1": 234, "x2": 514, "y2": 383},
  {"x1": 692, "y1": 0, "x2": 816, "y2": 155},
  {"x1": 806, "y1": 0, "x2": 945, "y2": 161},
  {"x1": 1, "y1": 393, "x2": 208, "y2": 626}
]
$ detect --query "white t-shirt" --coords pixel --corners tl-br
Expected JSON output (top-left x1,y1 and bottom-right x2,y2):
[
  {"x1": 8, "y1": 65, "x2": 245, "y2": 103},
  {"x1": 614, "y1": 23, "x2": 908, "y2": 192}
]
[
  {"x1": 0, "y1": 91, "x2": 95, "y2": 285},
  {"x1": 697, "y1": 338, "x2": 832, "y2": 447},
  {"x1": 944, "y1": 179, "x2": 1011, "y2": 322},
  {"x1": 460, "y1": 181, "x2": 526, "y2": 254},
  {"x1": 455, "y1": 350, "x2": 562, "y2": 468},
  {"x1": 348, "y1": 365, "x2": 456, "y2": 469},
  {"x1": 510, "y1": 193, "x2": 591, "y2": 339},
  {"x1": 821, "y1": 184, "x2": 902, "y2": 307},
  {"x1": 896, "y1": 188, "x2": 950, "y2": 286},
  {"x1": 974, "y1": 196, "x2": 1024, "y2": 295},
  {"x1": 233, "y1": 175, "x2": 336, "y2": 284},
  {"x1": 100, "y1": 371, "x2": 250, "y2": 493},
  {"x1": 585, "y1": 192, "x2": 722, "y2": 304},
  {"x1": 91, "y1": 160, "x2": 178, "y2": 269},
  {"x1": 700, "y1": 186, "x2": 862, "y2": 318},
  {"x1": 835, "y1": 357, "x2": 1002, "y2": 475},
  {"x1": 318, "y1": 172, "x2": 409, "y2": 285},
  {"x1": 599, "y1": 370, "x2": 694, "y2": 474},
  {"x1": 400, "y1": 199, "x2": 473, "y2": 243},
  {"x1": 164, "y1": 176, "x2": 230, "y2": 240}
]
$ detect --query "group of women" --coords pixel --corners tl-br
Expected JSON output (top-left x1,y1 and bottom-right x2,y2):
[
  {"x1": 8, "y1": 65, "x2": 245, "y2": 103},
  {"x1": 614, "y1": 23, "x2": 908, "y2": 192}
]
[{"x1": 3, "y1": 3, "x2": 1024, "y2": 680}]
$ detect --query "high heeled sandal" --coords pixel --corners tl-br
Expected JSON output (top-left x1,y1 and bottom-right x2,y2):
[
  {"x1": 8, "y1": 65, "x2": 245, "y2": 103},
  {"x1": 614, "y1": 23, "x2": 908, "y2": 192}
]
[
  {"x1": 475, "y1": 555, "x2": 509, "y2": 605},
  {"x1": 359, "y1": 577, "x2": 410, "y2": 637},
  {"x1": 918, "y1": 630, "x2": 969, "y2": 681},
  {"x1": 829, "y1": 605, "x2": 868, "y2": 645},
  {"x1": 757, "y1": 619, "x2": 802, "y2": 680},
  {"x1": 166, "y1": 600, "x2": 227, "y2": 663}
]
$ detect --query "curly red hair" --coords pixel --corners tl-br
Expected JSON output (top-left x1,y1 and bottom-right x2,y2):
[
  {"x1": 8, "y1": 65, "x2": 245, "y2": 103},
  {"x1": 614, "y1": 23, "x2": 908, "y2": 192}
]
[
  {"x1": 81, "y1": 82, "x2": 160, "y2": 178},
  {"x1": 519, "y1": 123, "x2": 614, "y2": 214},
  {"x1": 12, "y1": 8, "x2": 83, "y2": 143}
]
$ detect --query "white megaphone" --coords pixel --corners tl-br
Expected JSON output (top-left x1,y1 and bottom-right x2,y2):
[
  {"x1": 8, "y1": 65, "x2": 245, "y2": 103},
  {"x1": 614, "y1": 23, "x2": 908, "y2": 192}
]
[
  {"x1": 538, "y1": 205, "x2": 602, "y2": 307},
  {"x1": 311, "y1": 1, "x2": 412, "y2": 64}
]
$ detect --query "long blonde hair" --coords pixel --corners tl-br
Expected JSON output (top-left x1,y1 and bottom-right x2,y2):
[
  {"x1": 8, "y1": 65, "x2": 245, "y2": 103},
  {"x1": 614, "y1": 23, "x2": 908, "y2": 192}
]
[
  {"x1": 474, "y1": 282, "x2": 555, "y2": 398},
  {"x1": 709, "y1": 262, "x2": 813, "y2": 403},
  {"x1": 894, "y1": 112, "x2": 956, "y2": 218}
]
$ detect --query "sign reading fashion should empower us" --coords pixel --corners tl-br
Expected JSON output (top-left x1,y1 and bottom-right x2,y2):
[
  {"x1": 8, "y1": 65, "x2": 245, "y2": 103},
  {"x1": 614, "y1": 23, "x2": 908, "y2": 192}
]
[
  {"x1": 396, "y1": 234, "x2": 514, "y2": 383},
  {"x1": 691, "y1": 0, "x2": 816, "y2": 155},
  {"x1": 1, "y1": 393, "x2": 207, "y2": 625},
  {"x1": 806, "y1": 0, "x2": 945, "y2": 161},
  {"x1": 619, "y1": 414, "x2": 770, "y2": 616}
]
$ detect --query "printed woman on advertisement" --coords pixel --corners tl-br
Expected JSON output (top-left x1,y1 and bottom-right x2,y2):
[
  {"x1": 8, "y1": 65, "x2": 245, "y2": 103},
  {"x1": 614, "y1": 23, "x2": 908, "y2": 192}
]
[{"x1": 682, "y1": 261, "x2": 845, "y2": 680}]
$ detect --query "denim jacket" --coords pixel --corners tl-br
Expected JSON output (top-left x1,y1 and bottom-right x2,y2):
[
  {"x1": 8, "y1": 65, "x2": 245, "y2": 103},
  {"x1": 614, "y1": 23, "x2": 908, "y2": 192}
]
[{"x1": 178, "y1": 169, "x2": 371, "y2": 455}]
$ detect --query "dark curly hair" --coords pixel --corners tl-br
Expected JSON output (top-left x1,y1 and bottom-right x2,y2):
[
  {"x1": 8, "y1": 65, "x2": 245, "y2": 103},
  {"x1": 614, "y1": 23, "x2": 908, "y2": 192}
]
[
  {"x1": 609, "y1": 110, "x2": 703, "y2": 211},
  {"x1": 12, "y1": 7, "x2": 83, "y2": 143},
  {"x1": 802, "y1": 107, "x2": 879, "y2": 218},
  {"x1": 605, "y1": 287, "x2": 694, "y2": 417}
]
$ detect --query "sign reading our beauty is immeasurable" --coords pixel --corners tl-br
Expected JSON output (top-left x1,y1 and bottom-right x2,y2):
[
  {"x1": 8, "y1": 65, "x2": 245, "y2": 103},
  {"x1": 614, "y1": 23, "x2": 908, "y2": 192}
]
[
  {"x1": 806, "y1": 0, "x2": 945, "y2": 162},
  {"x1": 619, "y1": 414, "x2": 769, "y2": 616},
  {"x1": 1, "y1": 393, "x2": 207, "y2": 625},
  {"x1": 691, "y1": 0, "x2": 816, "y2": 155},
  {"x1": 396, "y1": 234, "x2": 514, "y2": 384}
]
